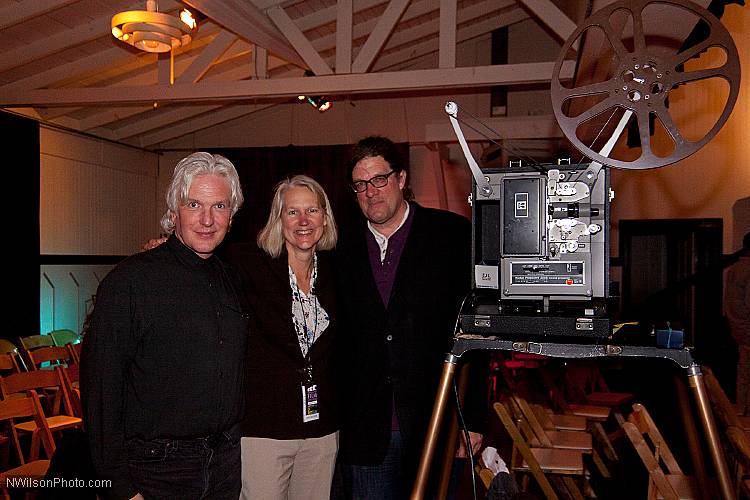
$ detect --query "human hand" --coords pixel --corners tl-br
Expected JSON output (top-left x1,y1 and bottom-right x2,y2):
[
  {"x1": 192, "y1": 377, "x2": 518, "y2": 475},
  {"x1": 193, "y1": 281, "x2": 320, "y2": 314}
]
[
  {"x1": 142, "y1": 237, "x2": 167, "y2": 251},
  {"x1": 455, "y1": 431, "x2": 483, "y2": 458}
]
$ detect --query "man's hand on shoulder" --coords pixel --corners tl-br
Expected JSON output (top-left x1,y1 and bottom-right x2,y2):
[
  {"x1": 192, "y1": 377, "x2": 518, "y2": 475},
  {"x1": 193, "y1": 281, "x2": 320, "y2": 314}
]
[{"x1": 142, "y1": 237, "x2": 168, "y2": 251}]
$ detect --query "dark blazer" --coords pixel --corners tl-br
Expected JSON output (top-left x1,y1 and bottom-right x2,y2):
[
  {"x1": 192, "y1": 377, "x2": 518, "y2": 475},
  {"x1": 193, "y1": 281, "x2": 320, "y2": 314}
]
[
  {"x1": 228, "y1": 243, "x2": 338, "y2": 440},
  {"x1": 336, "y1": 203, "x2": 472, "y2": 472}
]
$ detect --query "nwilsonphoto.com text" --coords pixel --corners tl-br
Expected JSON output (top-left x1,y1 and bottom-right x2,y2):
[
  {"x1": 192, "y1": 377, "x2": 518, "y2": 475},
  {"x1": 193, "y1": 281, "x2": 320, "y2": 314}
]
[{"x1": 5, "y1": 476, "x2": 112, "y2": 489}]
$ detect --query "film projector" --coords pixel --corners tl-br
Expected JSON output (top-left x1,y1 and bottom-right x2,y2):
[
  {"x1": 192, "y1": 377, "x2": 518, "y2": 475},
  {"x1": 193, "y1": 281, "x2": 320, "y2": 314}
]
[{"x1": 413, "y1": 0, "x2": 742, "y2": 497}]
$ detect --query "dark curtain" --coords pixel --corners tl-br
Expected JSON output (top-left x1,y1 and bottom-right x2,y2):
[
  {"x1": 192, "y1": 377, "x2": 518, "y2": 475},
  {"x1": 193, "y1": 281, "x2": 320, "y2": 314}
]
[
  {"x1": 4, "y1": 111, "x2": 40, "y2": 338},
  {"x1": 205, "y1": 143, "x2": 409, "y2": 248}
]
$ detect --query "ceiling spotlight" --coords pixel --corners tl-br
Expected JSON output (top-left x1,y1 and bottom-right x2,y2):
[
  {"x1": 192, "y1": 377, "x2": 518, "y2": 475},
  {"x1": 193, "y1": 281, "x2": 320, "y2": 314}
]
[
  {"x1": 112, "y1": 0, "x2": 197, "y2": 53},
  {"x1": 299, "y1": 95, "x2": 332, "y2": 113},
  {"x1": 317, "y1": 99, "x2": 332, "y2": 112}
]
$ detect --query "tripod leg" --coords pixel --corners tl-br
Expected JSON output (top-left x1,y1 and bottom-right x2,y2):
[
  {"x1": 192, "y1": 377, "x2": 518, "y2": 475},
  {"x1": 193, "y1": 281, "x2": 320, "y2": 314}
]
[
  {"x1": 687, "y1": 364, "x2": 734, "y2": 500},
  {"x1": 411, "y1": 353, "x2": 458, "y2": 500}
]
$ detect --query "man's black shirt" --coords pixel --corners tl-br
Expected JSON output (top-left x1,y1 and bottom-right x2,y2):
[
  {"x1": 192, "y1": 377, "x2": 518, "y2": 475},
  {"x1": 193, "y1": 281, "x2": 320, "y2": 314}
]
[{"x1": 81, "y1": 236, "x2": 248, "y2": 499}]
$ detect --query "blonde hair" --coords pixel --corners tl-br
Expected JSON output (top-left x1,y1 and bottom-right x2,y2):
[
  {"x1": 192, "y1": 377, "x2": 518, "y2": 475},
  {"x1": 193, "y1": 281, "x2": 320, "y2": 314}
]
[{"x1": 257, "y1": 175, "x2": 338, "y2": 258}]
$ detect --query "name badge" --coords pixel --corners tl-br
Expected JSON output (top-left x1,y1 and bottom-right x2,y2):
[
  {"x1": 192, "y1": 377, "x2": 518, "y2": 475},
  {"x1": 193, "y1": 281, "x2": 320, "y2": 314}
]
[{"x1": 302, "y1": 384, "x2": 320, "y2": 422}]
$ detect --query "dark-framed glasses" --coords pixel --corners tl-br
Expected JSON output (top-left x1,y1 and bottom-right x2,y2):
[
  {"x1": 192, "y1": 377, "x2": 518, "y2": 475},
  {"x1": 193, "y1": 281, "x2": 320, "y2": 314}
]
[{"x1": 351, "y1": 170, "x2": 396, "y2": 193}]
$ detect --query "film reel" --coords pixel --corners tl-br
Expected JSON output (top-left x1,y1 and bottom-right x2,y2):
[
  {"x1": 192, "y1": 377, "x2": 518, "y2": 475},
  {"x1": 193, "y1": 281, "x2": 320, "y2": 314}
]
[{"x1": 550, "y1": 0, "x2": 740, "y2": 169}]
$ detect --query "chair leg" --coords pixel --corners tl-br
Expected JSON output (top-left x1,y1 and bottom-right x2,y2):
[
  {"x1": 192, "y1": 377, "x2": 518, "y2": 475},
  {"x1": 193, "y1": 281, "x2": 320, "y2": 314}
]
[
  {"x1": 591, "y1": 422, "x2": 618, "y2": 461},
  {"x1": 591, "y1": 448, "x2": 611, "y2": 478},
  {"x1": 562, "y1": 476, "x2": 585, "y2": 500},
  {"x1": 29, "y1": 430, "x2": 40, "y2": 461}
]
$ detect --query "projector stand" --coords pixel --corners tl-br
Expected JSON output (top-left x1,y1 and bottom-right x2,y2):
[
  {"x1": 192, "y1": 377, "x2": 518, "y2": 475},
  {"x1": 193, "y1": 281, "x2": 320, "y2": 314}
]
[{"x1": 410, "y1": 336, "x2": 733, "y2": 500}]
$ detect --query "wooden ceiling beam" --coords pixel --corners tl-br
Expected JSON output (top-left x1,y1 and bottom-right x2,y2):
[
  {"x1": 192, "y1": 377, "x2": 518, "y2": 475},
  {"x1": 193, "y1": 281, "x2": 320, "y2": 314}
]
[
  {"x1": 267, "y1": 6, "x2": 332, "y2": 75},
  {"x1": 0, "y1": 0, "x2": 81, "y2": 31},
  {"x1": 352, "y1": 0, "x2": 411, "y2": 73},
  {"x1": 0, "y1": 61, "x2": 576, "y2": 107},
  {"x1": 515, "y1": 0, "x2": 577, "y2": 42},
  {"x1": 182, "y1": 0, "x2": 305, "y2": 67}
]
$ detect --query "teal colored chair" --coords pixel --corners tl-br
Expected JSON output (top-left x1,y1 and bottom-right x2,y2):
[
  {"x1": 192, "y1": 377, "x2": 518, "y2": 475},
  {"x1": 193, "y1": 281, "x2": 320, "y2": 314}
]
[{"x1": 49, "y1": 330, "x2": 80, "y2": 347}]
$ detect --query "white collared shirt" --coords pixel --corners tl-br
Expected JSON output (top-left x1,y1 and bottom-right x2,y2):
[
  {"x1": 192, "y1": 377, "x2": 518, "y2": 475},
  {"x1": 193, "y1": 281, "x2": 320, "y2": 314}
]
[{"x1": 367, "y1": 202, "x2": 410, "y2": 263}]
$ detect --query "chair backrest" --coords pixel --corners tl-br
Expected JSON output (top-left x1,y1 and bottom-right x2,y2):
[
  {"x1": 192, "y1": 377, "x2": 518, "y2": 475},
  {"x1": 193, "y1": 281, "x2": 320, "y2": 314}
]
[
  {"x1": 0, "y1": 369, "x2": 76, "y2": 417},
  {"x1": 0, "y1": 390, "x2": 56, "y2": 463},
  {"x1": 0, "y1": 339, "x2": 19, "y2": 355},
  {"x1": 49, "y1": 329, "x2": 80, "y2": 347},
  {"x1": 26, "y1": 346, "x2": 72, "y2": 370},
  {"x1": 623, "y1": 403, "x2": 685, "y2": 499},
  {"x1": 18, "y1": 334, "x2": 54, "y2": 351},
  {"x1": 512, "y1": 395, "x2": 556, "y2": 447},
  {"x1": 0, "y1": 352, "x2": 22, "y2": 374},
  {"x1": 66, "y1": 342, "x2": 82, "y2": 364},
  {"x1": 56, "y1": 365, "x2": 82, "y2": 420},
  {"x1": 0, "y1": 340, "x2": 27, "y2": 371},
  {"x1": 493, "y1": 401, "x2": 561, "y2": 500}
]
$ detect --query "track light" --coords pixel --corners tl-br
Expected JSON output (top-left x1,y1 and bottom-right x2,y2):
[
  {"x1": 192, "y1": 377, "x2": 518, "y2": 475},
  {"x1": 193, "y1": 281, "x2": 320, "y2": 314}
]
[{"x1": 298, "y1": 95, "x2": 332, "y2": 113}]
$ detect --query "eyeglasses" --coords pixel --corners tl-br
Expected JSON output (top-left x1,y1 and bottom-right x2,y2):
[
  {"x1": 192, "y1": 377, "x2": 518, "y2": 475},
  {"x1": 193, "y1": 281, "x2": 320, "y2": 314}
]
[{"x1": 351, "y1": 170, "x2": 396, "y2": 193}]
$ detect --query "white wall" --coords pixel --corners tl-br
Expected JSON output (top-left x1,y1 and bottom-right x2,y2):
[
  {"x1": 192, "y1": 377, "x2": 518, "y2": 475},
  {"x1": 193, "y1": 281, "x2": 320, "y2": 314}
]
[
  {"x1": 39, "y1": 126, "x2": 161, "y2": 333},
  {"x1": 40, "y1": 126, "x2": 161, "y2": 255}
]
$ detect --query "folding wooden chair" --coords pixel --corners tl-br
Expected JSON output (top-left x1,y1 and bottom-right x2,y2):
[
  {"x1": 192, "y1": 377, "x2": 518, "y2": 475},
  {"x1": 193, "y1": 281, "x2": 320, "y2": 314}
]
[
  {"x1": 511, "y1": 395, "x2": 610, "y2": 480},
  {"x1": 66, "y1": 342, "x2": 82, "y2": 365},
  {"x1": 0, "y1": 341, "x2": 25, "y2": 372},
  {"x1": 56, "y1": 365, "x2": 82, "y2": 422},
  {"x1": 17, "y1": 335, "x2": 54, "y2": 352},
  {"x1": 17, "y1": 335, "x2": 54, "y2": 373},
  {"x1": 494, "y1": 401, "x2": 586, "y2": 500},
  {"x1": 0, "y1": 354, "x2": 21, "y2": 376},
  {"x1": 0, "y1": 390, "x2": 56, "y2": 500},
  {"x1": 0, "y1": 369, "x2": 83, "y2": 449},
  {"x1": 622, "y1": 403, "x2": 698, "y2": 499},
  {"x1": 564, "y1": 361, "x2": 633, "y2": 426},
  {"x1": 540, "y1": 368, "x2": 619, "y2": 462},
  {"x1": 48, "y1": 330, "x2": 79, "y2": 347},
  {"x1": 25, "y1": 346, "x2": 73, "y2": 371},
  {"x1": 530, "y1": 402, "x2": 587, "y2": 432}
]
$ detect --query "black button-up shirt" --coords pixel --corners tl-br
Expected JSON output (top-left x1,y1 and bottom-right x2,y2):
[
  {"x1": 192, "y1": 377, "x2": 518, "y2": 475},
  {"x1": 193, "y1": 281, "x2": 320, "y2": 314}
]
[{"x1": 81, "y1": 236, "x2": 248, "y2": 499}]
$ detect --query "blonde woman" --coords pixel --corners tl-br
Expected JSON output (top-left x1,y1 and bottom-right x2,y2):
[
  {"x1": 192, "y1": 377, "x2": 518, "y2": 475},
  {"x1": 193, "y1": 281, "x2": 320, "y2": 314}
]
[{"x1": 229, "y1": 175, "x2": 339, "y2": 500}]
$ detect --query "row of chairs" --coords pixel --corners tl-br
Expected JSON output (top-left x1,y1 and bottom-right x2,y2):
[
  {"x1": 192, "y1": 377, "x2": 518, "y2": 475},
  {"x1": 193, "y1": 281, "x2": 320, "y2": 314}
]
[
  {"x1": 0, "y1": 336, "x2": 83, "y2": 498},
  {"x1": 0, "y1": 331, "x2": 81, "y2": 374},
  {"x1": 481, "y1": 354, "x2": 712, "y2": 499},
  {"x1": 0, "y1": 365, "x2": 83, "y2": 497},
  {"x1": 489, "y1": 393, "x2": 701, "y2": 499}
]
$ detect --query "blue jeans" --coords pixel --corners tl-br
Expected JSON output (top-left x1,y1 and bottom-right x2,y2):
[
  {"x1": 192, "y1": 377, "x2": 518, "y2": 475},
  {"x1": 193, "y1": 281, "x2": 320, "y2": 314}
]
[
  {"x1": 126, "y1": 426, "x2": 241, "y2": 500},
  {"x1": 344, "y1": 430, "x2": 406, "y2": 500}
]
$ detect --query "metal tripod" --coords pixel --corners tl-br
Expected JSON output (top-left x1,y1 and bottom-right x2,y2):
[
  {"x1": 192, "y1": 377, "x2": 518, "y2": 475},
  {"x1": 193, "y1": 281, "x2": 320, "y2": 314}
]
[{"x1": 410, "y1": 335, "x2": 733, "y2": 500}]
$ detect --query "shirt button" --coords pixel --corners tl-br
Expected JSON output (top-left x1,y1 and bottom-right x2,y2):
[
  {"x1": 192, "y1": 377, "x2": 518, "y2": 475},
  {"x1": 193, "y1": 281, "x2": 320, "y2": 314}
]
[
  {"x1": 386, "y1": 334, "x2": 393, "y2": 341},
  {"x1": 219, "y1": 339, "x2": 224, "y2": 345},
  {"x1": 216, "y1": 310, "x2": 221, "y2": 318}
]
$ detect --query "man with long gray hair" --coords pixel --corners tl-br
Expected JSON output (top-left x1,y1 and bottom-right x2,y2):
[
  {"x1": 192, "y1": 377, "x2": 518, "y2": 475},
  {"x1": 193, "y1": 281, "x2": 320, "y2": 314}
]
[{"x1": 82, "y1": 152, "x2": 248, "y2": 500}]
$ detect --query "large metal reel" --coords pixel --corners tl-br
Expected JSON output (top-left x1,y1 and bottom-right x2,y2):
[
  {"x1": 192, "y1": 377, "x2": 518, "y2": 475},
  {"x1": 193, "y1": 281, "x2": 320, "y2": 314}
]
[{"x1": 550, "y1": 0, "x2": 740, "y2": 169}]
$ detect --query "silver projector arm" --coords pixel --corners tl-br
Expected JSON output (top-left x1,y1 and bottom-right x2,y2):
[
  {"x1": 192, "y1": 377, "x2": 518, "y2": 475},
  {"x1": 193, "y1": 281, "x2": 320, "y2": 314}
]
[{"x1": 445, "y1": 101, "x2": 493, "y2": 196}]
